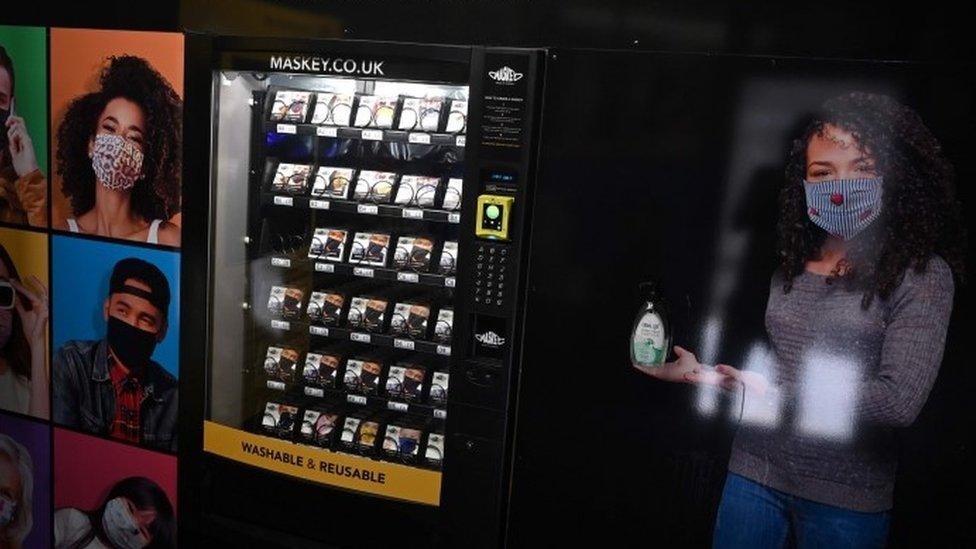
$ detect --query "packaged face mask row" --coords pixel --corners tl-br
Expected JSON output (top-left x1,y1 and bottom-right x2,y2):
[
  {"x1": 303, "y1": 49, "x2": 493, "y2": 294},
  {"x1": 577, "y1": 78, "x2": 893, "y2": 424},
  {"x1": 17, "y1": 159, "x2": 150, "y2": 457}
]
[
  {"x1": 264, "y1": 346, "x2": 300, "y2": 382},
  {"x1": 353, "y1": 170, "x2": 398, "y2": 203},
  {"x1": 299, "y1": 408, "x2": 342, "y2": 446},
  {"x1": 309, "y1": 92, "x2": 355, "y2": 126},
  {"x1": 308, "y1": 228, "x2": 350, "y2": 262},
  {"x1": 389, "y1": 302, "x2": 431, "y2": 339},
  {"x1": 262, "y1": 401, "x2": 300, "y2": 437},
  {"x1": 348, "y1": 232, "x2": 392, "y2": 267},
  {"x1": 347, "y1": 296, "x2": 391, "y2": 333}
]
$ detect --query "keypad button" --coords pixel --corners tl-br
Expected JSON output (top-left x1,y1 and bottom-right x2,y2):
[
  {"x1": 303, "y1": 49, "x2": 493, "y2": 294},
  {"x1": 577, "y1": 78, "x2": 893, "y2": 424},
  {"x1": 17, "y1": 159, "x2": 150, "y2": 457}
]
[{"x1": 496, "y1": 299, "x2": 503, "y2": 305}]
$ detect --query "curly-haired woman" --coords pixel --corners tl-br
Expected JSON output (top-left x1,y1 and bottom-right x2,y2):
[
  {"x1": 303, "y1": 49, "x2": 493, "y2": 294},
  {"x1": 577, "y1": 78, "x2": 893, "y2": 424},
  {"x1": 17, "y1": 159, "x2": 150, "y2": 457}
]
[
  {"x1": 635, "y1": 92, "x2": 966, "y2": 548},
  {"x1": 55, "y1": 55, "x2": 181, "y2": 246}
]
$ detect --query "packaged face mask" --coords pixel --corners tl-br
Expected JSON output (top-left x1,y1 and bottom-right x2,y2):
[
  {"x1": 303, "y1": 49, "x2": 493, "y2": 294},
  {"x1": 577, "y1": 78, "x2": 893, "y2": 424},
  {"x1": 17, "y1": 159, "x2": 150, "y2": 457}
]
[
  {"x1": 307, "y1": 291, "x2": 344, "y2": 324},
  {"x1": 445, "y1": 100, "x2": 467, "y2": 133},
  {"x1": 310, "y1": 92, "x2": 355, "y2": 126},
  {"x1": 354, "y1": 95, "x2": 398, "y2": 128},
  {"x1": 315, "y1": 413, "x2": 339, "y2": 440},
  {"x1": 267, "y1": 286, "x2": 287, "y2": 316},
  {"x1": 282, "y1": 287, "x2": 304, "y2": 319},
  {"x1": 383, "y1": 424, "x2": 403, "y2": 452},
  {"x1": 360, "y1": 361, "x2": 381, "y2": 393},
  {"x1": 434, "y1": 309, "x2": 454, "y2": 343},
  {"x1": 353, "y1": 171, "x2": 397, "y2": 203},
  {"x1": 301, "y1": 410, "x2": 322, "y2": 439},
  {"x1": 347, "y1": 296, "x2": 369, "y2": 329},
  {"x1": 439, "y1": 241, "x2": 459, "y2": 275},
  {"x1": 394, "y1": 175, "x2": 441, "y2": 207},
  {"x1": 398, "y1": 428, "x2": 422, "y2": 456},
  {"x1": 341, "y1": 417, "x2": 362, "y2": 443},
  {"x1": 271, "y1": 163, "x2": 312, "y2": 193},
  {"x1": 349, "y1": 232, "x2": 390, "y2": 267},
  {"x1": 311, "y1": 167, "x2": 355, "y2": 199},
  {"x1": 393, "y1": 236, "x2": 435, "y2": 271},
  {"x1": 263, "y1": 401, "x2": 297, "y2": 435},
  {"x1": 270, "y1": 90, "x2": 312, "y2": 122},
  {"x1": 303, "y1": 352, "x2": 341, "y2": 386},
  {"x1": 425, "y1": 433, "x2": 445, "y2": 462},
  {"x1": 344, "y1": 359, "x2": 364, "y2": 390},
  {"x1": 430, "y1": 371, "x2": 450, "y2": 403},
  {"x1": 358, "y1": 421, "x2": 380, "y2": 448},
  {"x1": 308, "y1": 228, "x2": 348, "y2": 261},
  {"x1": 391, "y1": 302, "x2": 430, "y2": 339},
  {"x1": 385, "y1": 365, "x2": 407, "y2": 397},
  {"x1": 264, "y1": 346, "x2": 297, "y2": 381},
  {"x1": 398, "y1": 97, "x2": 443, "y2": 132},
  {"x1": 441, "y1": 178, "x2": 463, "y2": 211},
  {"x1": 363, "y1": 298, "x2": 389, "y2": 332},
  {"x1": 402, "y1": 367, "x2": 425, "y2": 399}
]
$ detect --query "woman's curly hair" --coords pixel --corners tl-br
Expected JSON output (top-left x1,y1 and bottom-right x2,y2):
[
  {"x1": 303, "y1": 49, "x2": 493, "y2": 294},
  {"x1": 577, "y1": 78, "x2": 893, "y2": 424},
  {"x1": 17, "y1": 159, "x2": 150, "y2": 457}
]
[
  {"x1": 779, "y1": 91, "x2": 967, "y2": 308},
  {"x1": 56, "y1": 55, "x2": 182, "y2": 221}
]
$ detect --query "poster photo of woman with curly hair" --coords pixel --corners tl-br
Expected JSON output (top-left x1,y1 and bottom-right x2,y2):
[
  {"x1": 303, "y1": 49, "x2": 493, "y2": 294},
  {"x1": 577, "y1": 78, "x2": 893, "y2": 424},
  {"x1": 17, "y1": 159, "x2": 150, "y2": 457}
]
[{"x1": 49, "y1": 29, "x2": 183, "y2": 247}]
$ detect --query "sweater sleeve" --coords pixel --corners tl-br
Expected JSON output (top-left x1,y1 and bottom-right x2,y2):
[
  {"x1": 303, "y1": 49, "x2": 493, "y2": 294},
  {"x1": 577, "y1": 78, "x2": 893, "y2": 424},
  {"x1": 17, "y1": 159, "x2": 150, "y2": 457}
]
[{"x1": 855, "y1": 256, "x2": 955, "y2": 428}]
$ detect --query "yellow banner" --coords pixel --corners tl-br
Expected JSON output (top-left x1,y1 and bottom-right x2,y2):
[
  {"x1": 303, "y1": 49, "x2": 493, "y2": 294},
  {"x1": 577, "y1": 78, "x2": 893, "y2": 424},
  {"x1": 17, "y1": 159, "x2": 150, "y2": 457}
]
[{"x1": 203, "y1": 421, "x2": 442, "y2": 506}]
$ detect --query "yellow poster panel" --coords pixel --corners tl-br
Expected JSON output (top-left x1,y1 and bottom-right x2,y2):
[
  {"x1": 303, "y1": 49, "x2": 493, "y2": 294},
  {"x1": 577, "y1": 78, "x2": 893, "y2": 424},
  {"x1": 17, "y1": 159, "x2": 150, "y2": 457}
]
[{"x1": 203, "y1": 421, "x2": 442, "y2": 506}]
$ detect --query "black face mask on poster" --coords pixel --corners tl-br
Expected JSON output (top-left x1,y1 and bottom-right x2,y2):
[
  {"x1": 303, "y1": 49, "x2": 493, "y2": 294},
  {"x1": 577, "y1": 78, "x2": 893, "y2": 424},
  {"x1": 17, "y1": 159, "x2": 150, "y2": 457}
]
[
  {"x1": 107, "y1": 316, "x2": 158, "y2": 371},
  {"x1": 0, "y1": 108, "x2": 9, "y2": 152}
]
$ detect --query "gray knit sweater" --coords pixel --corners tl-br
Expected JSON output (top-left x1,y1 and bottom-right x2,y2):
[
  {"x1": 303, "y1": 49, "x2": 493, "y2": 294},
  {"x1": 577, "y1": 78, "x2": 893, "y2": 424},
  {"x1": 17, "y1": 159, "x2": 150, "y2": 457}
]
[{"x1": 728, "y1": 255, "x2": 955, "y2": 512}]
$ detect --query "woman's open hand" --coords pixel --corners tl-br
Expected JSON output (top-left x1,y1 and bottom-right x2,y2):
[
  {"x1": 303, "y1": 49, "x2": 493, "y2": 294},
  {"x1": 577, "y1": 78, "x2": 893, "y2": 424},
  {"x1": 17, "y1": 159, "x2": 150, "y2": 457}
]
[{"x1": 633, "y1": 345, "x2": 725, "y2": 385}]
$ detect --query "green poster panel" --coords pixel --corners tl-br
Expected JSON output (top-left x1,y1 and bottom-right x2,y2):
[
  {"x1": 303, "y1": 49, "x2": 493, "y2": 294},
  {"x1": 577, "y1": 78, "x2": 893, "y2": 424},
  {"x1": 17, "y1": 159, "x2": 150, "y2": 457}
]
[{"x1": 0, "y1": 25, "x2": 49, "y2": 181}]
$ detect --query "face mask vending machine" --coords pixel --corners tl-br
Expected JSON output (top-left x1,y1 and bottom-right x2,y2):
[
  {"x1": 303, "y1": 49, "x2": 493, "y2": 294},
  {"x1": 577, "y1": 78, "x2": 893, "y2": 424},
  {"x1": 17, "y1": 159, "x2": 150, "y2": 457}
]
[{"x1": 179, "y1": 34, "x2": 544, "y2": 547}]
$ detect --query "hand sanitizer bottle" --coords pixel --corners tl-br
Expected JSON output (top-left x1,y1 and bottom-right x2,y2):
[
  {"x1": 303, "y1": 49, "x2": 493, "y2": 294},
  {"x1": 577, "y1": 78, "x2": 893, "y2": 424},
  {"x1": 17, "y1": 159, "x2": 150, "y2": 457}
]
[{"x1": 630, "y1": 282, "x2": 671, "y2": 367}]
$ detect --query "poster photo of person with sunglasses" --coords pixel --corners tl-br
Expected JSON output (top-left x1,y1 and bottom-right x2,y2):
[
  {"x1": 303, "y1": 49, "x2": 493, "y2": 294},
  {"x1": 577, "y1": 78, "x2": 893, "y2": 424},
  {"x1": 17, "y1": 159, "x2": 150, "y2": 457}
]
[
  {"x1": 50, "y1": 29, "x2": 183, "y2": 246},
  {"x1": 0, "y1": 27, "x2": 48, "y2": 229},
  {"x1": 634, "y1": 91, "x2": 965, "y2": 548},
  {"x1": 0, "y1": 229, "x2": 48, "y2": 420}
]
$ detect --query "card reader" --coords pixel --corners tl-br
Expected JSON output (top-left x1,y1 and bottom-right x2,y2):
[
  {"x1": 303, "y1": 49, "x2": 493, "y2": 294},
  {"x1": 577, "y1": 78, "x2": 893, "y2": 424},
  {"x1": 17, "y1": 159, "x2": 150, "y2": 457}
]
[{"x1": 475, "y1": 194, "x2": 515, "y2": 240}]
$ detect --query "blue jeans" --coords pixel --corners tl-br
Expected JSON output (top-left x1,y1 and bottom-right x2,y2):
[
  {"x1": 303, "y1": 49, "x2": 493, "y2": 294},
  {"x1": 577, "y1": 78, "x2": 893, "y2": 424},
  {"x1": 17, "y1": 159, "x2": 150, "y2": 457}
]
[{"x1": 712, "y1": 473, "x2": 890, "y2": 549}]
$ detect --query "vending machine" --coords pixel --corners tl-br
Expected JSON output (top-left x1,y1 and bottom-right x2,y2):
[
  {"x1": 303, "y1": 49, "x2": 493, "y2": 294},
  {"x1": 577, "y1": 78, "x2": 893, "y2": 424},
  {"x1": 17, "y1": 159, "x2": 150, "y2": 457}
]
[{"x1": 178, "y1": 35, "x2": 544, "y2": 547}]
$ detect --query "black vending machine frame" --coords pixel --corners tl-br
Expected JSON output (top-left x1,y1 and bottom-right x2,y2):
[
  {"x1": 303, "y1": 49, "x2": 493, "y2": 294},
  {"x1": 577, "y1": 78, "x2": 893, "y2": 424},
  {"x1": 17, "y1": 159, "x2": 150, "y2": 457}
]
[{"x1": 179, "y1": 33, "x2": 546, "y2": 548}]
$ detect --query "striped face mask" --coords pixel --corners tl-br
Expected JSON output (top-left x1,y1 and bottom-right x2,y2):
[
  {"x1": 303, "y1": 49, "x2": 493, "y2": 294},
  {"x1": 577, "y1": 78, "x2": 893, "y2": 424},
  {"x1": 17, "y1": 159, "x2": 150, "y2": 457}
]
[{"x1": 803, "y1": 177, "x2": 883, "y2": 240}]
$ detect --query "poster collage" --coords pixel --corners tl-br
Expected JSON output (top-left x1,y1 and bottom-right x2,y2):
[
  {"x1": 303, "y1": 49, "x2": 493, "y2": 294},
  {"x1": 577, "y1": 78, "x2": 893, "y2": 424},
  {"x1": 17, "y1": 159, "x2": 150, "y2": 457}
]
[{"x1": 1, "y1": 26, "x2": 182, "y2": 548}]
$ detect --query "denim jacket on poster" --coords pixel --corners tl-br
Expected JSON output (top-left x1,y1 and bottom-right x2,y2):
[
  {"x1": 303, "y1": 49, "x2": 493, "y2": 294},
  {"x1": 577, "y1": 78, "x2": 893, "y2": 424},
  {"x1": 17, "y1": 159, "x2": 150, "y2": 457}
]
[{"x1": 52, "y1": 338, "x2": 178, "y2": 452}]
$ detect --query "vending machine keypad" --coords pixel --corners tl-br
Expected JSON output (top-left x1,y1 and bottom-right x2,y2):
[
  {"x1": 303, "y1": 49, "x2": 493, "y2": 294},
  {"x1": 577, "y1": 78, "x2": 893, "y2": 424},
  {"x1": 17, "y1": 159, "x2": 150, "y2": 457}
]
[{"x1": 474, "y1": 243, "x2": 511, "y2": 308}]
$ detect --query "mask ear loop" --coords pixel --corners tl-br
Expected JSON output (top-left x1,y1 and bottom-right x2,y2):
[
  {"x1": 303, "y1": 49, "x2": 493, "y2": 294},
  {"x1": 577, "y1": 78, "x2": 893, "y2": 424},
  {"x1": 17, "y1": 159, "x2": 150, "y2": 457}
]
[
  {"x1": 435, "y1": 320, "x2": 453, "y2": 342},
  {"x1": 341, "y1": 425, "x2": 357, "y2": 443},
  {"x1": 440, "y1": 250, "x2": 457, "y2": 275},
  {"x1": 430, "y1": 381, "x2": 447, "y2": 404},
  {"x1": 349, "y1": 240, "x2": 368, "y2": 265},
  {"x1": 393, "y1": 244, "x2": 411, "y2": 270},
  {"x1": 390, "y1": 312, "x2": 409, "y2": 338},
  {"x1": 329, "y1": 174, "x2": 350, "y2": 199},
  {"x1": 398, "y1": 180, "x2": 417, "y2": 207},
  {"x1": 400, "y1": 107, "x2": 420, "y2": 130},
  {"x1": 446, "y1": 110, "x2": 467, "y2": 133},
  {"x1": 420, "y1": 106, "x2": 441, "y2": 132},
  {"x1": 332, "y1": 102, "x2": 352, "y2": 127},
  {"x1": 375, "y1": 104, "x2": 396, "y2": 128},
  {"x1": 386, "y1": 372, "x2": 405, "y2": 398},
  {"x1": 311, "y1": 174, "x2": 328, "y2": 197},
  {"x1": 301, "y1": 418, "x2": 315, "y2": 438},
  {"x1": 303, "y1": 359, "x2": 320, "y2": 384},
  {"x1": 288, "y1": 171, "x2": 308, "y2": 193},
  {"x1": 262, "y1": 411, "x2": 279, "y2": 429},
  {"x1": 415, "y1": 184, "x2": 437, "y2": 208},
  {"x1": 307, "y1": 300, "x2": 322, "y2": 323},
  {"x1": 268, "y1": 294, "x2": 283, "y2": 317},
  {"x1": 442, "y1": 187, "x2": 462, "y2": 211},
  {"x1": 264, "y1": 356, "x2": 280, "y2": 379},
  {"x1": 369, "y1": 179, "x2": 393, "y2": 203},
  {"x1": 271, "y1": 99, "x2": 288, "y2": 120},
  {"x1": 355, "y1": 103, "x2": 375, "y2": 128},
  {"x1": 346, "y1": 304, "x2": 364, "y2": 329},
  {"x1": 426, "y1": 441, "x2": 443, "y2": 461},
  {"x1": 309, "y1": 235, "x2": 328, "y2": 260}
]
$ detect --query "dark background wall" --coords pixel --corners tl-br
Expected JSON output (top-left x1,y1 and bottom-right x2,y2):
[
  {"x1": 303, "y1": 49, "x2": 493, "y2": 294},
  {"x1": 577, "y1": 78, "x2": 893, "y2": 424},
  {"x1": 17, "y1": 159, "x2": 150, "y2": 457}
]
[{"x1": 3, "y1": 1, "x2": 975, "y2": 61}]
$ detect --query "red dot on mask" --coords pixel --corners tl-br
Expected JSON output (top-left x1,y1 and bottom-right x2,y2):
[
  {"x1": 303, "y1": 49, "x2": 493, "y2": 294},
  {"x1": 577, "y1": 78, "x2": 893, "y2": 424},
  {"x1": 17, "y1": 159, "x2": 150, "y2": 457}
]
[
  {"x1": 809, "y1": 207, "x2": 819, "y2": 216},
  {"x1": 830, "y1": 193, "x2": 844, "y2": 206}
]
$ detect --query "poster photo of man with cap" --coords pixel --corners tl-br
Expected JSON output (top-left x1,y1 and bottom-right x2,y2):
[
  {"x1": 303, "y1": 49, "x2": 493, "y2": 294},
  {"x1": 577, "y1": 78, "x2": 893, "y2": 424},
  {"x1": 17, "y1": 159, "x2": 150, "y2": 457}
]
[{"x1": 51, "y1": 237, "x2": 179, "y2": 452}]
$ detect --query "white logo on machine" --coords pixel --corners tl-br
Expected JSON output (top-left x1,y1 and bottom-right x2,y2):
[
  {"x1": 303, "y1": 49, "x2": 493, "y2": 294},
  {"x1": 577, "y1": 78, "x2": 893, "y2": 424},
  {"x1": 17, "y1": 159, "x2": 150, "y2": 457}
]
[
  {"x1": 270, "y1": 56, "x2": 385, "y2": 76},
  {"x1": 488, "y1": 66, "x2": 524, "y2": 84},
  {"x1": 475, "y1": 331, "x2": 506, "y2": 348}
]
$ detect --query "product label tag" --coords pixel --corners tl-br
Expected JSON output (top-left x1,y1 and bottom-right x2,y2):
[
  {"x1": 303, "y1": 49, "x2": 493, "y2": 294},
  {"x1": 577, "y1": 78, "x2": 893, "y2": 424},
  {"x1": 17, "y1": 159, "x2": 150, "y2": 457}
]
[
  {"x1": 276, "y1": 124, "x2": 297, "y2": 134},
  {"x1": 315, "y1": 262, "x2": 335, "y2": 273},
  {"x1": 309, "y1": 199, "x2": 330, "y2": 210},
  {"x1": 362, "y1": 129, "x2": 383, "y2": 141},
  {"x1": 394, "y1": 338, "x2": 416, "y2": 350},
  {"x1": 408, "y1": 132, "x2": 431, "y2": 144},
  {"x1": 304, "y1": 387, "x2": 325, "y2": 398},
  {"x1": 402, "y1": 208, "x2": 424, "y2": 220},
  {"x1": 271, "y1": 320, "x2": 291, "y2": 330},
  {"x1": 316, "y1": 126, "x2": 338, "y2": 137},
  {"x1": 387, "y1": 401, "x2": 409, "y2": 412},
  {"x1": 267, "y1": 381, "x2": 286, "y2": 391},
  {"x1": 347, "y1": 394, "x2": 367, "y2": 405},
  {"x1": 397, "y1": 272, "x2": 420, "y2": 283},
  {"x1": 357, "y1": 204, "x2": 379, "y2": 215},
  {"x1": 309, "y1": 326, "x2": 330, "y2": 337},
  {"x1": 273, "y1": 196, "x2": 294, "y2": 207},
  {"x1": 351, "y1": 332, "x2": 372, "y2": 344},
  {"x1": 444, "y1": 277, "x2": 456, "y2": 288},
  {"x1": 271, "y1": 257, "x2": 291, "y2": 268},
  {"x1": 456, "y1": 136, "x2": 466, "y2": 147},
  {"x1": 436, "y1": 345, "x2": 451, "y2": 356},
  {"x1": 433, "y1": 409, "x2": 447, "y2": 419},
  {"x1": 353, "y1": 267, "x2": 375, "y2": 278},
  {"x1": 448, "y1": 213, "x2": 461, "y2": 224}
]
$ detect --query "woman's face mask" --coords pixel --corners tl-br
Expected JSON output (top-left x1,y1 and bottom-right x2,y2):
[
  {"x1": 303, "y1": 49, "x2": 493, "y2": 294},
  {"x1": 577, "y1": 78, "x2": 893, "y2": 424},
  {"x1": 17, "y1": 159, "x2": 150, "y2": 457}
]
[
  {"x1": 803, "y1": 177, "x2": 884, "y2": 240},
  {"x1": 91, "y1": 133, "x2": 144, "y2": 191},
  {"x1": 102, "y1": 497, "x2": 149, "y2": 549}
]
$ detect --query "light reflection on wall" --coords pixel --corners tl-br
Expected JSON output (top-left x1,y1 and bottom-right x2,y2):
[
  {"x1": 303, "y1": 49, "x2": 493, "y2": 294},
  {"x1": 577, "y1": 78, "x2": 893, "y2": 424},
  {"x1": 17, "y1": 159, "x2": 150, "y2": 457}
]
[
  {"x1": 797, "y1": 349, "x2": 861, "y2": 441},
  {"x1": 737, "y1": 343, "x2": 781, "y2": 428}
]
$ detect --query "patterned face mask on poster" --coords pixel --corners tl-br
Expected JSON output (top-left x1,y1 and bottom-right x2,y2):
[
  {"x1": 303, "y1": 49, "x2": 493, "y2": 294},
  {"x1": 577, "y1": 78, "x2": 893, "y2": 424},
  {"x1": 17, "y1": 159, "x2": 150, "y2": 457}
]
[
  {"x1": 0, "y1": 493, "x2": 16, "y2": 528},
  {"x1": 102, "y1": 497, "x2": 149, "y2": 549},
  {"x1": 804, "y1": 177, "x2": 884, "y2": 240},
  {"x1": 91, "y1": 133, "x2": 145, "y2": 191}
]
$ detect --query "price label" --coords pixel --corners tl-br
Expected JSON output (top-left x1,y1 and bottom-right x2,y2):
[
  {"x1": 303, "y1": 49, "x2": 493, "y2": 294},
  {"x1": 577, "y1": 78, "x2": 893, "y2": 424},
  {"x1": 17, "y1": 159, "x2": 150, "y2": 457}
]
[
  {"x1": 309, "y1": 326, "x2": 330, "y2": 337},
  {"x1": 362, "y1": 129, "x2": 383, "y2": 141},
  {"x1": 387, "y1": 401, "x2": 409, "y2": 412},
  {"x1": 402, "y1": 208, "x2": 424, "y2": 220},
  {"x1": 350, "y1": 332, "x2": 372, "y2": 344},
  {"x1": 448, "y1": 213, "x2": 461, "y2": 224},
  {"x1": 309, "y1": 199, "x2": 330, "y2": 210},
  {"x1": 436, "y1": 345, "x2": 452, "y2": 356},
  {"x1": 347, "y1": 394, "x2": 367, "y2": 405},
  {"x1": 271, "y1": 320, "x2": 290, "y2": 330},
  {"x1": 276, "y1": 124, "x2": 297, "y2": 134},
  {"x1": 445, "y1": 277, "x2": 456, "y2": 288},
  {"x1": 314, "y1": 262, "x2": 335, "y2": 273},
  {"x1": 304, "y1": 387, "x2": 325, "y2": 398},
  {"x1": 357, "y1": 204, "x2": 379, "y2": 215},
  {"x1": 394, "y1": 339, "x2": 416, "y2": 351},
  {"x1": 271, "y1": 257, "x2": 291, "y2": 268},
  {"x1": 353, "y1": 267, "x2": 375, "y2": 278},
  {"x1": 397, "y1": 272, "x2": 419, "y2": 283},
  {"x1": 316, "y1": 126, "x2": 338, "y2": 137},
  {"x1": 408, "y1": 132, "x2": 431, "y2": 144},
  {"x1": 273, "y1": 196, "x2": 294, "y2": 207},
  {"x1": 434, "y1": 409, "x2": 447, "y2": 419},
  {"x1": 456, "y1": 135, "x2": 466, "y2": 147}
]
